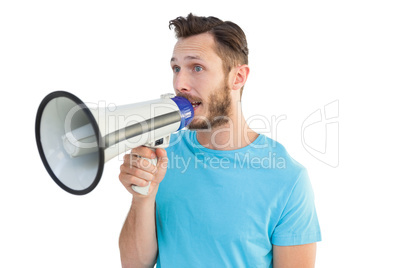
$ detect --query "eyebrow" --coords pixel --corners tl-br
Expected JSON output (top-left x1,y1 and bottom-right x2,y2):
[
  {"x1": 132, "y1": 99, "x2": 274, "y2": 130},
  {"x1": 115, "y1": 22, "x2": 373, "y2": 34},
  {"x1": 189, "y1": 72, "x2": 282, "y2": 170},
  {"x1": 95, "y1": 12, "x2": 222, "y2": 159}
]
[{"x1": 170, "y1": 55, "x2": 203, "y2": 62}]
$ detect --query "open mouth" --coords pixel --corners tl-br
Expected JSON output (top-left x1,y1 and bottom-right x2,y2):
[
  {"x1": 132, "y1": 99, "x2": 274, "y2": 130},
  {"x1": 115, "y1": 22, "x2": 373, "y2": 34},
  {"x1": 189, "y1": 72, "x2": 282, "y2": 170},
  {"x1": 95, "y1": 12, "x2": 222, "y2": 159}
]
[{"x1": 190, "y1": 101, "x2": 202, "y2": 109}]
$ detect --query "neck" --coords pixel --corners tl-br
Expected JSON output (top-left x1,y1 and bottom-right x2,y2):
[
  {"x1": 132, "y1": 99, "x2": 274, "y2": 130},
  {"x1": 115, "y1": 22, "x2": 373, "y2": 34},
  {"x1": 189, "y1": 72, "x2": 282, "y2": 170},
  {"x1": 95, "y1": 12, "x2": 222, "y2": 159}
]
[{"x1": 196, "y1": 103, "x2": 259, "y2": 151}]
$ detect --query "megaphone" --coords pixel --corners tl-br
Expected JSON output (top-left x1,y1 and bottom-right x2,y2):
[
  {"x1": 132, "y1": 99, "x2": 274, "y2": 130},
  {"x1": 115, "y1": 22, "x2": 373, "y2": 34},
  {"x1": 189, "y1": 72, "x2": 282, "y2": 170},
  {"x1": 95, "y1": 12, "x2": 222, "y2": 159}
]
[{"x1": 35, "y1": 91, "x2": 194, "y2": 195}]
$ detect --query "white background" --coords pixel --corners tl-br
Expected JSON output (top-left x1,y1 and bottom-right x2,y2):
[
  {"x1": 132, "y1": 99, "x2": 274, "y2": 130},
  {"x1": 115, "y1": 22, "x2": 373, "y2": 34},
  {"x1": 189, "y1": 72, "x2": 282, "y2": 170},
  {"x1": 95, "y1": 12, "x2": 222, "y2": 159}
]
[{"x1": 1, "y1": 0, "x2": 401, "y2": 267}]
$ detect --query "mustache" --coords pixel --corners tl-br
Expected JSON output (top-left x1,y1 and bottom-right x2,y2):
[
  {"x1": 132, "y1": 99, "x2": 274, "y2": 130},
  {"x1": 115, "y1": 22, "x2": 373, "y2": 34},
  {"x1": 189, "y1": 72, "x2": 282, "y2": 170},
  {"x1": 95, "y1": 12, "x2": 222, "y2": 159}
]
[{"x1": 176, "y1": 92, "x2": 203, "y2": 103}]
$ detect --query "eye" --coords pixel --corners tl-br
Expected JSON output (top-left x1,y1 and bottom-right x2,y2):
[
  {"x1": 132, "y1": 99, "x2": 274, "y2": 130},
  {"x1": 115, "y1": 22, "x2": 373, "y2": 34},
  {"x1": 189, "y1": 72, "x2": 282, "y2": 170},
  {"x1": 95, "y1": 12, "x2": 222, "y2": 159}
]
[
  {"x1": 194, "y1": 65, "x2": 203, "y2": 72},
  {"x1": 173, "y1": 66, "x2": 181, "y2": 73}
]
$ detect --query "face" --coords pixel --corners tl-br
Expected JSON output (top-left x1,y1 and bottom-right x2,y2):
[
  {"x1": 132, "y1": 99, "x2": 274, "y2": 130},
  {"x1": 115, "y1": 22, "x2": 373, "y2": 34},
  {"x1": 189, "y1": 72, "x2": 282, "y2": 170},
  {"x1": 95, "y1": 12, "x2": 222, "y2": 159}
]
[{"x1": 170, "y1": 33, "x2": 232, "y2": 130}]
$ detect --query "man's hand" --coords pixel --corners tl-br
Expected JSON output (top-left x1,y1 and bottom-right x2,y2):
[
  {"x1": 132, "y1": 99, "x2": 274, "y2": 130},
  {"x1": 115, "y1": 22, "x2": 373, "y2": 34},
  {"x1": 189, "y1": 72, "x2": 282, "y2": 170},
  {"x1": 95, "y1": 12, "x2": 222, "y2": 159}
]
[
  {"x1": 119, "y1": 146, "x2": 168, "y2": 198},
  {"x1": 118, "y1": 146, "x2": 167, "y2": 267}
]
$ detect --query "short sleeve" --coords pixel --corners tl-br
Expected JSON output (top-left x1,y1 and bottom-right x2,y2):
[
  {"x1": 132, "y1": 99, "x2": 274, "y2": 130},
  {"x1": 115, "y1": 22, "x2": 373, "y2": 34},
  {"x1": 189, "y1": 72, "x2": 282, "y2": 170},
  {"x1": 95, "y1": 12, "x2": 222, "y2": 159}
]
[{"x1": 272, "y1": 168, "x2": 322, "y2": 246}]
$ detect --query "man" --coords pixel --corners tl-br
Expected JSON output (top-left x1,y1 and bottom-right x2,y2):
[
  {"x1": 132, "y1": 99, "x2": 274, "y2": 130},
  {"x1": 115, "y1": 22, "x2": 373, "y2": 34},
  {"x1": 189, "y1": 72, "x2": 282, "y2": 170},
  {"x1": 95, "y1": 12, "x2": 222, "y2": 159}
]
[{"x1": 119, "y1": 14, "x2": 321, "y2": 267}]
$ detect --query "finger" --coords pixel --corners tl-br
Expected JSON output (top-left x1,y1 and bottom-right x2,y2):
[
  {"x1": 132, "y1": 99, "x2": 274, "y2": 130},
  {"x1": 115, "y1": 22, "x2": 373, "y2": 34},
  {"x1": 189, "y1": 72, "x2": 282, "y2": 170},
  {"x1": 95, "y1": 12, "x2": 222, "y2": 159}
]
[
  {"x1": 155, "y1": 147, "x2": 167, "y2": 159},
  {"x1": 153, "y1": 148, "x2": 168, "y2": 183},
  {"x1": 123, "y1": 154, "x2": 157, "y2": 174},
  {"x1": 119, "y1": 172, "x2": 150, "y2": 188},
  {"x1": 155, "y1": 148, "x2": 168, "y2": 169},
  {"x1": 120, "y1": 164, "x2": 155, "y2": 182},
  {"x1": 130, "y1": 146, "x2": 156, "y2": 160}
]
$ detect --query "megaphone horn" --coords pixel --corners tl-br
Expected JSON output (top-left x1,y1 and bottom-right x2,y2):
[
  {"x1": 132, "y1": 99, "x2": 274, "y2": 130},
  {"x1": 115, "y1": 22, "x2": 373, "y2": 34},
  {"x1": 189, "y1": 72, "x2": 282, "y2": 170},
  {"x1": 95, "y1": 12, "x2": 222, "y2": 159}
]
[{"x1": 35, "y1": 91, "x2": 194, "y2": 195}]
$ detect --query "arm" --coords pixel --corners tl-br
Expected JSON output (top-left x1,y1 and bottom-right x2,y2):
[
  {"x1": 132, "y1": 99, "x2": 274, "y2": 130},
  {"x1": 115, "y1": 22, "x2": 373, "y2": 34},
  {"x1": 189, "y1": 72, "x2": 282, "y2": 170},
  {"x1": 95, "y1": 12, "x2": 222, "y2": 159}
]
[
  {"x1": 273, "y1": 243, "x2": 317, "y2": 268},
  {"x1": 119, "y1": 197, "x2": 157, "y2": 268},
  {"x1": 118, "y1": 147, "x2": 168, "y2": 268},
  {"x1": 272, "y1": 168, "x2": 321, "y2": 268}
]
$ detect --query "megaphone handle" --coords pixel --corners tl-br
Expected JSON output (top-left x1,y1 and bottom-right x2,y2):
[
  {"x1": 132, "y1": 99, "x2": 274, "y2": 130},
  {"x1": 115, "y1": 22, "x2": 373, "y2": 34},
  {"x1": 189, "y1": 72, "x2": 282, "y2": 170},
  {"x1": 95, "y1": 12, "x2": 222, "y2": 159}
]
[
  {"x1": 131, "y1": 148, "x2": 157, "y2": 195},
  {"x1": 131, "y1": 135, "x2": 170, "y2": 195}
]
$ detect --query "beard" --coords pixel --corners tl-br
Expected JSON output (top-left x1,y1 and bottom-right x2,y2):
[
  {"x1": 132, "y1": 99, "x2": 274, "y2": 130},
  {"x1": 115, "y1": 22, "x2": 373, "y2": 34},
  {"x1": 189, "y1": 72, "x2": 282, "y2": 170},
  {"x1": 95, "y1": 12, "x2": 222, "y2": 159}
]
[{"x1": 177, "y1": 80, "x2": 232, "y2": 130}]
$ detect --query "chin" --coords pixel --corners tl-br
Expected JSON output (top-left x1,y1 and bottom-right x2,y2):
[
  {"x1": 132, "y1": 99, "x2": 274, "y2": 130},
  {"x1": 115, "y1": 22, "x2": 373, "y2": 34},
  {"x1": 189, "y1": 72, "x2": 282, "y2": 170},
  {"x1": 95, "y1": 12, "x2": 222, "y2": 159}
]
[{"x1": 188, "y1": 122, "x2": 208, "y2": 130}]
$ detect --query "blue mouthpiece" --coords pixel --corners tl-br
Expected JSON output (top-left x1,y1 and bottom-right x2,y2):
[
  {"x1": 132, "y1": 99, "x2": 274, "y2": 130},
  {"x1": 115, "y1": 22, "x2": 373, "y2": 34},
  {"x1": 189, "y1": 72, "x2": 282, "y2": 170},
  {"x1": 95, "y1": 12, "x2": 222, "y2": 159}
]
[{"x1": 171, "y1": 96, "x2": 194, "y2": 130}]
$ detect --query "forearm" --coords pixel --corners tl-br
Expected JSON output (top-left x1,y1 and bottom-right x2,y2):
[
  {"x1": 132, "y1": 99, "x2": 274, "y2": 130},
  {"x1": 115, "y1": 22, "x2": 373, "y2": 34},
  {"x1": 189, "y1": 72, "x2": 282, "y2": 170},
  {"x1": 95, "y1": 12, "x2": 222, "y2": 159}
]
[{"x1": 119, "y1": 196, "x2": 158, "y2": 268}]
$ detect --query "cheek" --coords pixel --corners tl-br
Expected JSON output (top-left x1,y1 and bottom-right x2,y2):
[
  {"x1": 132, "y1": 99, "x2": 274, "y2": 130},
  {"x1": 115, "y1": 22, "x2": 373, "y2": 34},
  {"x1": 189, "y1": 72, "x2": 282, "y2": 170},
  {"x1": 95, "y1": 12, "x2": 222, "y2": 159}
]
[{"x1": 197, "y1": 74, "x2": 221, "y2": 93}]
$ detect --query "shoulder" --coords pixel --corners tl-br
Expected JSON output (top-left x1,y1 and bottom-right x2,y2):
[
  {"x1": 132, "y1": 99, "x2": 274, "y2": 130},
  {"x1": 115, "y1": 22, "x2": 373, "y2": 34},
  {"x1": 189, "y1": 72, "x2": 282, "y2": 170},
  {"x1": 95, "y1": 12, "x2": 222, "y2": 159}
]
[
  {"x1": 255, "y1": 134, "x2": 307, "y2": 179},
  {"x1": 247, "y1": 135, "x2": 315, "y2": 203}
]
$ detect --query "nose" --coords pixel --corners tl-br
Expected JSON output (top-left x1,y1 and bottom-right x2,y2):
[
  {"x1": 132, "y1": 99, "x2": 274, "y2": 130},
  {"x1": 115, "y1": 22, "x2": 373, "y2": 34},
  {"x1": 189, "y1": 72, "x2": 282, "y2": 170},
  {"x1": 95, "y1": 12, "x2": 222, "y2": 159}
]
[{"x1": 174, "y1": 70, "x2": 191, "y2": 94}]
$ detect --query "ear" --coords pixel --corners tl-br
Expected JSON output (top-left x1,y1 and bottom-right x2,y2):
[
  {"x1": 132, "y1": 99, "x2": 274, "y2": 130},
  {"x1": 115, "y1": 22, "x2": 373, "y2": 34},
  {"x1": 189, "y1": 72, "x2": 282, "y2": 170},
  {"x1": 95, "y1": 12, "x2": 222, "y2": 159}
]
[{"x1": 231, "y1": 64, "x2": 250, "y2": 91}]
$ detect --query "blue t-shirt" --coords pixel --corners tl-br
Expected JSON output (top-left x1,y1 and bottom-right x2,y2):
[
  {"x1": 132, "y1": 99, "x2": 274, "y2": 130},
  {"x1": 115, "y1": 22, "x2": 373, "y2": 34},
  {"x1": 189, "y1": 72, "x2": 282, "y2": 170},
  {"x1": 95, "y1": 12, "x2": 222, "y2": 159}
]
[{"x1": 155, "y1": 130, "x2": 321, "y2": 267}]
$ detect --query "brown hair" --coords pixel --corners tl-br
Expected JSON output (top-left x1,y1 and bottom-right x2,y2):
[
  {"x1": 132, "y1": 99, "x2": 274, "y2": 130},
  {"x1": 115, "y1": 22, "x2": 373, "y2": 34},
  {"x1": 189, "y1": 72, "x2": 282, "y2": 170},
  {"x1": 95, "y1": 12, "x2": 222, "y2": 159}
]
[{"x1": 169, "y1": 13, "x2": 249, "y2": 96}]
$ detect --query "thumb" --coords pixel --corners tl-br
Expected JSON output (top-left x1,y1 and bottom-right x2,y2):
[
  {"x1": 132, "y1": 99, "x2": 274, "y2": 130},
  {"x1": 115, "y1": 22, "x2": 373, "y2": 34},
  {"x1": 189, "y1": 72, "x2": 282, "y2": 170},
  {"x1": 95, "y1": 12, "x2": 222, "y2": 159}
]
[{"x1": 154, "y1": 148, "x2": 168, "y2": 182}]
